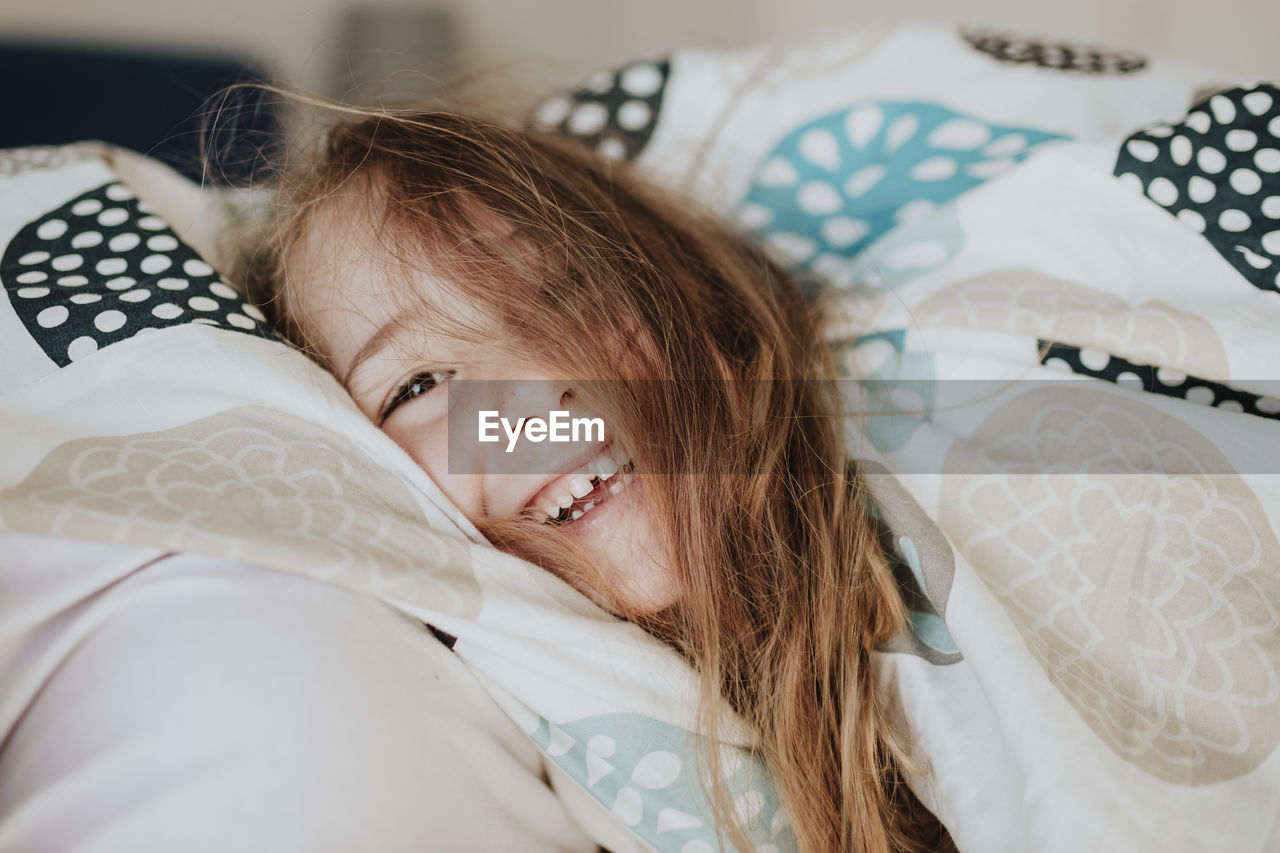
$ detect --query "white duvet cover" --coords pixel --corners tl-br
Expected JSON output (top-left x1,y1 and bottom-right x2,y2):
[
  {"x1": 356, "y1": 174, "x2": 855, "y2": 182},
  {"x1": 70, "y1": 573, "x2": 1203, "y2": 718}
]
[{"x1": 2, "y1": 23, "x2": 1278, "y2": 853}]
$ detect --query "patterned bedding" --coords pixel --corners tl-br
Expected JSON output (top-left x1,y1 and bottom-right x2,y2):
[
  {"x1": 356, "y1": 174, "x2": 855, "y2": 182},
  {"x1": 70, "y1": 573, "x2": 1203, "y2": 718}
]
[
  {"x1": 537, "y1": 23, "x2": 1280, "y2": 851},
  {"x1": 2, "y1": 23, "x2": 1278, "y2": 853}
]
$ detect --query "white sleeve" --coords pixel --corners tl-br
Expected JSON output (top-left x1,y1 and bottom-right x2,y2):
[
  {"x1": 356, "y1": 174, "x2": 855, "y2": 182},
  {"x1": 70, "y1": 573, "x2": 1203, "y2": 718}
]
[{"x1": 0, "y1": 532, "x2": 599, "y2": 853}]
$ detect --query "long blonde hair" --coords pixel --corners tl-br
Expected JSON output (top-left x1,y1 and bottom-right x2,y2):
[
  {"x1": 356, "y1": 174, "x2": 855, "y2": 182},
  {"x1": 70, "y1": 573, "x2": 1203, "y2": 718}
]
[{"x1": 244, "y1": 108, "x2": 953, "y2": 852}]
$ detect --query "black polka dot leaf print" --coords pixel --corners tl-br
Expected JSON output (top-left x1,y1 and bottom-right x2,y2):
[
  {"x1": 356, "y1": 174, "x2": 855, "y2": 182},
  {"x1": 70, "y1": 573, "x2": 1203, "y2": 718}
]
[
  {"x1": 534, "y1": 59, "x2": 670, "y2": 161},
  {"x1": 1039, "y1": 340, "x2": 1280, "y2": 420},
  {"x1": 1, "y1": 181, "x2": 275, "y2": 367},
  {"x1": 1115, "y1": 83, "x2": 1280, "y2": 293},
  {"x1": 960, "y1": 27, "x2": 1147, "y2": 75}
]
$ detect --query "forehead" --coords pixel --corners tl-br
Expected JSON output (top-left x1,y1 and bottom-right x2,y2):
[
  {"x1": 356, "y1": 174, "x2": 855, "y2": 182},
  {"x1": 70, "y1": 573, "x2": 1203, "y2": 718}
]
[
  {"x1": 289, "y1": 185, "x2": 493, "y2": 368},
  {"x1": 285, "y1": 195, "x2": 406, "y2": 362}
]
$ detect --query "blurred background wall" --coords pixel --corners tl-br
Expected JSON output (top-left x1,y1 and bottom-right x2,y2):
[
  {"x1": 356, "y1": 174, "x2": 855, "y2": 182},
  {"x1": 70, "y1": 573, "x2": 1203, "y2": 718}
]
[
  {"x1": 4, "y1": 0, "x2": 1276, "y2": 107},
  {"x1": 1, "y1": 0, "x2": 1275, "y2": 181}
]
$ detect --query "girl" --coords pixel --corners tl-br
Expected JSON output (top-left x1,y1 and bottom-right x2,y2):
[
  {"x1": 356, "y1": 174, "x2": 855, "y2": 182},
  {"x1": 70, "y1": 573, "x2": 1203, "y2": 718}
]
[{"x1": 245, "y1": 108, "x2": 954, "y2": 853}]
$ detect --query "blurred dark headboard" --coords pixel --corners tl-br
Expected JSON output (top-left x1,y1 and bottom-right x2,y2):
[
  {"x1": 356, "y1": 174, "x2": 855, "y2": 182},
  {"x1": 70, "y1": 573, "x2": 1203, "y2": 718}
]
[{"x1": 0, "y1": 40, "x2": 278, "y2": 184}]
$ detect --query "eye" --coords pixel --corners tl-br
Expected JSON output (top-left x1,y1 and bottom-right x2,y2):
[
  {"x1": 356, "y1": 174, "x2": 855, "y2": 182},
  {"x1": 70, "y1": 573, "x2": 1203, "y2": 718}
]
[{"x1": 379, "y1": 369, "x2": 456, "y2": 421}]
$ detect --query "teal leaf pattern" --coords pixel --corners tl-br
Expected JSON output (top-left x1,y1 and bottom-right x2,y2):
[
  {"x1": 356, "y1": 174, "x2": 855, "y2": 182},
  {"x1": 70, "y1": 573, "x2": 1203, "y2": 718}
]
[
  {"x1": 833, "y1": 329, "x2": 936, "y2": 454},
  {"x1": 530, "y1": 712, "x2": 795, "y2": 852},
  {"x1": 736, "y1": 101, "x2": 1067, "y2": 288},
  {"x1": 861, "y1": 460, "x2": 962, "y2": 665}
]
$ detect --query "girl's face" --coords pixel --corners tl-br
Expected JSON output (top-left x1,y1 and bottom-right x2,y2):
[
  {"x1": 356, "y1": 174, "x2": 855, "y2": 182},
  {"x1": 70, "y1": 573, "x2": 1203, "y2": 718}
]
[{"x1": 288, "y1": 207, "x2": 681, "y2": 613}]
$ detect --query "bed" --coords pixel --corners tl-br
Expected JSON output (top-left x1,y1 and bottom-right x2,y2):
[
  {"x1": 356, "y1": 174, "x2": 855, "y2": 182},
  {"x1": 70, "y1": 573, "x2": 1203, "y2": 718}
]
[{"x1": 1, "y1": 23, "x2": 1277, "y2": 852}]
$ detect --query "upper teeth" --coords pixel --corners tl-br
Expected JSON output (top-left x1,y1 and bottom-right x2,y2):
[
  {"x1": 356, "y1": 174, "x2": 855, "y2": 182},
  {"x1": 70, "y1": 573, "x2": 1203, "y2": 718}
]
[
  {"x1": 539, "y1": 448, "x2": 633, "y2": 523},
  {"x1": 595, "y1": 455, "x2": 619, "y2": 479},
  {"x1": 569, "y1": 475, "x2": 594, "y2": 499}
]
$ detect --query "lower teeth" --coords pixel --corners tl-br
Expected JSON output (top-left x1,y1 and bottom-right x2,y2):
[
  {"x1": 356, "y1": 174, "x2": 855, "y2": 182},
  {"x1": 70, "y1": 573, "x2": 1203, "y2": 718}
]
[
  {"x1": 564, "y1": 493, "x2": 604, "y2": 524},
  {"x1": 553, "y1": 481, "x2": 622, "y2": 525}
]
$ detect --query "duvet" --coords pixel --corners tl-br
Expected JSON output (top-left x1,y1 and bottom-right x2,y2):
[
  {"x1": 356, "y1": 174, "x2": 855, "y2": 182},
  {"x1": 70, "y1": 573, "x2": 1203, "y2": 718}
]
[{"x1": 2, "y1": 23, "x2": 1278, "y2": 853}]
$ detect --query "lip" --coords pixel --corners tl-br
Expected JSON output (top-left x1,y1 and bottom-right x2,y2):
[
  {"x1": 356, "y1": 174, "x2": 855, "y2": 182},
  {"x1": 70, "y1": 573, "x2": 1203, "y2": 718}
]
[{"x1": 522, "y1": 440, "x2": 625, "y2": 519}]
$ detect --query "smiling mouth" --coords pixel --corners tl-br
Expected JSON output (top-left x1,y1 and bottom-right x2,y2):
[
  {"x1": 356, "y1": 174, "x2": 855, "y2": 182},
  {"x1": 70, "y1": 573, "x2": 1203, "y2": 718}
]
[{"x1": 530, "y1": 448, "x2": 636, "y2": 525}]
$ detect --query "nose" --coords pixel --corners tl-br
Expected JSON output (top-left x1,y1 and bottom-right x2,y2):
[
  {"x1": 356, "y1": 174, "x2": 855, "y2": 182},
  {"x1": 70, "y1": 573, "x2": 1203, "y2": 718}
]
[
  {"x1": 500, "y1": 379, "x2": 574, "y2": 419},
  {"x1": 491, "y1": 380, "x2": 588, "y2": 476},
  {"x1": 447, "y1": 366, "x2": 597, "y2": 477}
]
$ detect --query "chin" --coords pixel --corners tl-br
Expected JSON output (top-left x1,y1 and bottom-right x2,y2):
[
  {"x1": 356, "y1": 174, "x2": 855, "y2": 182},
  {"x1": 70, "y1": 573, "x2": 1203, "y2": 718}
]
[
  {"x1": 597, "y1": 524, "x2": 682, "y2": 614},
  {"x1": 610, "y1": 563, "x2": 683, "y2": 614},
  {"x1": 561, "y1": 477, "x2": 682, "y2": 614}
]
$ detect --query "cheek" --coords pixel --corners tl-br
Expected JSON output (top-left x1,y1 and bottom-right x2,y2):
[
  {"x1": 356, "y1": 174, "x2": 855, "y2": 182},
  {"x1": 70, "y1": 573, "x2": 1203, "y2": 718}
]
[{"x1": 382, "y1": 417, "x2": 485, "y2": 520}]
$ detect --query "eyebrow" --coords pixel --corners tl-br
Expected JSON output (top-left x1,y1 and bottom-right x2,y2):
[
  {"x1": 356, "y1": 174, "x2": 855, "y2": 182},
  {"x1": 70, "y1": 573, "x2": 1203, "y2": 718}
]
[{"x1": 341, "y1": 311, "x2": 413, "y2": 393}]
